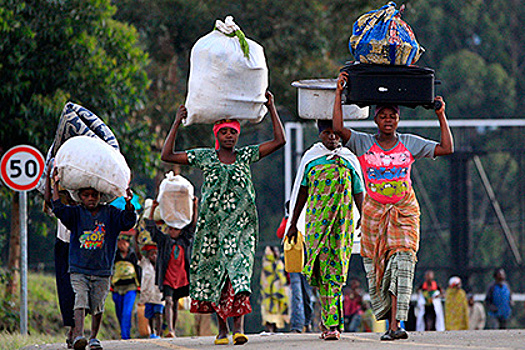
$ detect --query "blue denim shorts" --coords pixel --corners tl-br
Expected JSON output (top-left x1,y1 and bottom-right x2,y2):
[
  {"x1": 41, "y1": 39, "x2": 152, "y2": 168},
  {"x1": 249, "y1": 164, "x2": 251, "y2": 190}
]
[{"x1": 145, "y1": 303, "x2": 165, "y2": 319}]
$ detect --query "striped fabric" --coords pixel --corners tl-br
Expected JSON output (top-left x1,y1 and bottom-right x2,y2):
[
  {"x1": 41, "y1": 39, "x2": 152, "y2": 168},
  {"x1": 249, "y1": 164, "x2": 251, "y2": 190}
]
[
  {"x1": 360, "y1": 188, "x2": 420, "y2": 293},
  {"x1": 363, "y1": 252, "x2": 416, "y2": 321}
]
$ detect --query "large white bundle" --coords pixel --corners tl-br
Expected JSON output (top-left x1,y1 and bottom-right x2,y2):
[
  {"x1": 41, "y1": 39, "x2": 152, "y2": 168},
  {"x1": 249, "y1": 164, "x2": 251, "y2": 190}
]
[
  {"x1": 157, "y1": 172, "x2": 194, "y2": 229},
  {"x1": 184, "y1": 16, "x2": 268, "y2": 125},
  {"x1": 55, "y1": 136, "x2": 130, "y2": 203},
  {"x1": 37, "y1": 102, "x2": 120, "y2": 194}
]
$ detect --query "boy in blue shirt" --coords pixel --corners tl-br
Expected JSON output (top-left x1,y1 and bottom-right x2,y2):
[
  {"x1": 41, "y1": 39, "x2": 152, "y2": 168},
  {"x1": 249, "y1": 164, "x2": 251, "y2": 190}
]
[{"x1": 51, "y1": 171, "x2": 136, "y2": 350}]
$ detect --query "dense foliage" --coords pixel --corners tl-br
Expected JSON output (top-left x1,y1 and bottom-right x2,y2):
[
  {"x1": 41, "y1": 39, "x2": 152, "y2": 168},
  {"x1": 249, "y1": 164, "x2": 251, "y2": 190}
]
[{"x1": 2, "y1": 0, "x2": 525, "y2": 333}]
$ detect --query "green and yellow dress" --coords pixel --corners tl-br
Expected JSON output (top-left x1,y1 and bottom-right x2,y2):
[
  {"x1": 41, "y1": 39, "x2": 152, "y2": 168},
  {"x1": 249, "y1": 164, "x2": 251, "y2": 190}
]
[{"x1": 301, "y1": 155, "x2": 364, "y2": 330}]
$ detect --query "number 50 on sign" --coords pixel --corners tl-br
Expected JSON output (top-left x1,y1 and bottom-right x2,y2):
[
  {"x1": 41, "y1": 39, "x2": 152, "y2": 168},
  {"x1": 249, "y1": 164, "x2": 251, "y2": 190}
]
[{"x1": 1, "y1": 145, "x2": 45, "y2": 192}]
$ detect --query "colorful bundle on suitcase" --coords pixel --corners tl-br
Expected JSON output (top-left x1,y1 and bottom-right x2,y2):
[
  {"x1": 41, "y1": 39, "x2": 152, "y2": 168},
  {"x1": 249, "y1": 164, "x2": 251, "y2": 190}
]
[{"x1": 350, "y1": 2, "x2": 424, "y2": 66}]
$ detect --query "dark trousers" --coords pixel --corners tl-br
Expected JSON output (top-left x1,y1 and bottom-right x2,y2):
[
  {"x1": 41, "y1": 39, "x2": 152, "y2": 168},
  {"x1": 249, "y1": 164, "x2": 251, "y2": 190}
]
[{"x1": 55, "y1": 238, "x2": 75, "y2": 327}]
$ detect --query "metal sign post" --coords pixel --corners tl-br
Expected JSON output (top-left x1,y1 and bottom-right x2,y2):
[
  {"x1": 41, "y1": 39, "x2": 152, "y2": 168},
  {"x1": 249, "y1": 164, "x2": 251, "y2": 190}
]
[
  {"x1": 19, "y1": 191, "x2": 28, "y2": 335},
  {"x1": 0, "y1": 145, "x2": 45, "y2": 335}
]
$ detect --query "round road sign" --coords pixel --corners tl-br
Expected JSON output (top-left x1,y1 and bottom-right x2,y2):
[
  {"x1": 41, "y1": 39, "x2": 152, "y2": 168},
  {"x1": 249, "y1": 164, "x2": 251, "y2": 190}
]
[{"x1": 1, "y1": 145, "x2": 45, "y2": 191}]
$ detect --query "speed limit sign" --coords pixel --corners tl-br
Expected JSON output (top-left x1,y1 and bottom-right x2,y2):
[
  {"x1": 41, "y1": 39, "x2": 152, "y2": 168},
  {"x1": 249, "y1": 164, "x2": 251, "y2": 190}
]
[{"x1": 0, "y1": 145, "x2": 45, "y2": 191}]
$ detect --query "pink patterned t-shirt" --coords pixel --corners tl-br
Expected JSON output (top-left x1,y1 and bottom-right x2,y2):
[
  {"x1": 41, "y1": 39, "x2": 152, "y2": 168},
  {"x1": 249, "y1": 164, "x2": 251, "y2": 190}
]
[{"x1": 346, "y1": 130, "x2": 437, "y2": 204}]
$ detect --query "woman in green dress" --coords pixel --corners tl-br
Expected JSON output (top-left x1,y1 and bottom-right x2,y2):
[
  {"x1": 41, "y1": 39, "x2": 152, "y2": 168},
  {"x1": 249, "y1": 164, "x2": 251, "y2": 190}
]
[
  {"x1": 161, "y1": 92, "x2": 285, "y2": 345},
  {"x1": 286, "y1": 120, "x2": 364, "y2": 340}
]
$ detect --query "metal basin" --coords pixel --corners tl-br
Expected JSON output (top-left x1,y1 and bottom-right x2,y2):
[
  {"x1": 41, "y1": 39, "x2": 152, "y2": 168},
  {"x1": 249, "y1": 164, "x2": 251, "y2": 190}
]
[{"x1": 292, "y1": 79, "x2": 369, "y2": 120}]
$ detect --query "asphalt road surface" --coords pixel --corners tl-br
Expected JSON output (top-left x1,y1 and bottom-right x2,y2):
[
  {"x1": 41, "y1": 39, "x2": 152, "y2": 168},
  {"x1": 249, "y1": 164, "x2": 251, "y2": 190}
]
[{"x1": 22, "y1": 329, "x2": 525, "y2": 350}]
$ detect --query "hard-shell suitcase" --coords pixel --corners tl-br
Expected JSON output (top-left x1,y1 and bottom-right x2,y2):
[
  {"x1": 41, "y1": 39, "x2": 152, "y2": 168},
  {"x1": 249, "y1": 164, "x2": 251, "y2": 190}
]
[{"x1": 341, "y1": 63, "x2": 436, "y2": 109}]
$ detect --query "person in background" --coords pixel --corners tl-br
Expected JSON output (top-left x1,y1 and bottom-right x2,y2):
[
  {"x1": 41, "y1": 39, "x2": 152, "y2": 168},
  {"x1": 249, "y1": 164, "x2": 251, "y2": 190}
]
[
  {"x1": 485, "y1": 268, "x2": 512, "y2": 329},
  {"x1": 51, "y1": 169, "x2": 137, "y2": 350},
  {"x1": 444, "y1": 276, "x2": 469, "y2": 330},
  {"x1": 418, "y1": 270, "x2": 443, "y2": 331},
  {"x1": 260, "y1": 246, "x2": 289, "y2": 333},
  {"x1": 276, "y1": 201, "x2": 314, "y2": 334},
  {"x1": 287, "y1": 119, "x2": 364, "y2": 341},
  {"x1": 134, "y1": 237, "x2": 165, "y2": 339},
  {"x1": 111, "y1": 232, "x2": 141, "y2": 340},
  {"x1": 160, "y1": 91, "x2": 285, "y2": 345},
  {"x1": 468, "y1": 294, "x2": 486, "y2": 330},
  {"x1": 44, "y1": 170, "x2": 76, "y2": 348},
  {"x1": 359, "y1": 301, "x2": 375, "y2": 332},
  {"x1": 333, "y1": 71, "x2": 453, "y2": 341},
  {"x1": 146, "y1": 199, "x2": 196, "y2": 338},
  {"x1": 344, "y1": 278, "x2": 363, "y2": 332}
]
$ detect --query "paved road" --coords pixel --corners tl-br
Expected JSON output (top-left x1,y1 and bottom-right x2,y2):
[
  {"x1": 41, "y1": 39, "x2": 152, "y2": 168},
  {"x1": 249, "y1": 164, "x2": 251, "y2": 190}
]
[{"x1": 22, "y1": 329, "x2": 525, "y2": 350}]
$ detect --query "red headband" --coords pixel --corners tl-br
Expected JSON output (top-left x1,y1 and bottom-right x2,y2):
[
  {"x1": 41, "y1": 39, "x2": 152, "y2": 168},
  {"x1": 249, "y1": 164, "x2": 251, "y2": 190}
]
[{"x1": 213, "y1": 120, "x2": 241, "y2": 150}]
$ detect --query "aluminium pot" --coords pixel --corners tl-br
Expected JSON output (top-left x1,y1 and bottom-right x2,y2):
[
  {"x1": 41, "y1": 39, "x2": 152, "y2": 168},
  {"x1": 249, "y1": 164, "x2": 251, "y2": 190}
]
[{"x1": 291, "y1": 79, "x2": 369, "y2": 120}]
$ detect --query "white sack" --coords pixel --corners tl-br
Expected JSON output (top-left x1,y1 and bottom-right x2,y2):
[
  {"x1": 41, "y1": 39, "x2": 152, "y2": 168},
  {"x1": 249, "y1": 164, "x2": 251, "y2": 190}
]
[
  {"x1": 143, "y1": 198, "x2": 162, "y2": 222},
  {"x1": 55, "y1": 135, "x2": 130, "y2": 203},
  {"x1": 184, "y1": 16, "x2": 268, "y2": 125},
  {"x1": 157, "y1": 172, "x2": 194, "y2": 229},
  {"x1": 37, "y1": 102, "x2": 120, "y2": 194}
]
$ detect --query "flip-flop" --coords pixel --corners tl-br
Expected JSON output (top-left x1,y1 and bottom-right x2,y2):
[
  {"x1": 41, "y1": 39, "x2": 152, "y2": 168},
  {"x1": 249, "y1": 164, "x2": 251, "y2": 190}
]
[
  {"x1": 73, "y1": 336, "x2": 87, "y2": 350},
  {"x1": 323, "y1": 330, "x2": 340, "y2": 341},
  {"x1": 233, "y1": 333, "x2": 248, "y2": 345},
  {"x1": 88, "y1": 338, "x2": 103, "y2": 350},
  {"x1": 214, "y1": 335, "x2": 229, "y2": 345}
]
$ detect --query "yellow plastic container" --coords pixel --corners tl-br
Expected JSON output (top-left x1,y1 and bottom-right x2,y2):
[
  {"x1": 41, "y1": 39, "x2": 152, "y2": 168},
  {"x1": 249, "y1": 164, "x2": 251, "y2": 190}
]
[
  {"x1": 284, "y1": 231, "x2": 305, "y2": 273},
  {"x1": 137, "y1": 303, "x2": 150, "y2": 337}
]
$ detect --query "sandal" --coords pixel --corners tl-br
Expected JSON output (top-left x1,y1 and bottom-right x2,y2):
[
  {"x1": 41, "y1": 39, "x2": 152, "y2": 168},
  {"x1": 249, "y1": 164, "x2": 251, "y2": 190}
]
[
  {"x1": 214, "y1": 335, "x2": 229, "y2": 345},
  {"x1": 73, "y1": 336, "x2": 87, "y2": 350},
  {"x1": 233, "y1": 333, "x2": 248, "y2": 345},
  {"x1": 320, "y1": 330, "x2": 340, "y2": 341},
  {"x1": 88, "y1": 338, "x2": 103, "y2": 350}
]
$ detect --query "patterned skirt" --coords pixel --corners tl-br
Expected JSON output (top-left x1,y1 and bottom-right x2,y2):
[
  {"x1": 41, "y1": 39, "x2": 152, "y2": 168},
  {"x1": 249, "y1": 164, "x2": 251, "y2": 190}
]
[{"x1": 190, "y1": 278, "x2": 251, "y2": 321}]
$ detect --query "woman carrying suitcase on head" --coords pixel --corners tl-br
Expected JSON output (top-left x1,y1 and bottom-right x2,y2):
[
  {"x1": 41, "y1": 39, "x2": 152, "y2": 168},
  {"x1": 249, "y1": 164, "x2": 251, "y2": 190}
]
[{"x1": 332, "y1": 71, "x2": 453, "y2": 341}]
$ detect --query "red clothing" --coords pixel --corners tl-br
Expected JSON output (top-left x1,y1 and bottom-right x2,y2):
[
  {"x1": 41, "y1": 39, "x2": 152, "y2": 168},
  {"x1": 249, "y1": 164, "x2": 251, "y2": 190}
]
[
  {"x1": 163, "y1": 245, "x2": 188, "y2": 289},
  {"x1": 276, "y1": 217, "x2": 288, "y2": 239},
  {"x1": 190, "y1": 279, "x2": 251, "y2": 321},
  {"x1": 421, "y1": 280, "x2": 439, "y2": 292},
  {"x1": 344, "y1": 292, "x2": 363, "y2": 316}
]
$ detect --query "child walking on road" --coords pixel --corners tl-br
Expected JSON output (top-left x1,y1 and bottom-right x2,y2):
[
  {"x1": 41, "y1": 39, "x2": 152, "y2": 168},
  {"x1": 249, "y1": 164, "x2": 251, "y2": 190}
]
[
  {"x1": 51, "y1": 170, "x2": 137, "y2": 350},
  {"x1": 146, "y1": 199, "x2": 197, "y2": 337},
  {"x1": 333, "y1": 71, "x2": 453, "y2": 341},
  {"x1": 134, "y1": 236, "x2": 165, "y2": 339},
  {"x1": 160, "y1": 91, "x2": 286, "y2": 345}
]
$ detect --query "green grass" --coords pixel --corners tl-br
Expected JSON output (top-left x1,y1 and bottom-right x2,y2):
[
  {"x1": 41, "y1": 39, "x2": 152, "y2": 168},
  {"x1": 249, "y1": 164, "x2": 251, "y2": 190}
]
[
  {"x1": 1, "y1": 271, "x2": 216, "y2": 349},
  {"x1": 0, "y1": 331, "x2": 63, "y2": 350}
]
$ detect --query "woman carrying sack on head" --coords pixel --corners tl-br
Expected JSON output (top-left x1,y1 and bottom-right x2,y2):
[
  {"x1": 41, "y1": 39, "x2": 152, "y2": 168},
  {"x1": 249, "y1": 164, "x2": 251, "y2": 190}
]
[
  {"x1": 160, "y1": 91, "x2": 285, "y2": 345},
  {"x1": 333, "y1": 72, "x2": 453, "y2": 341}
]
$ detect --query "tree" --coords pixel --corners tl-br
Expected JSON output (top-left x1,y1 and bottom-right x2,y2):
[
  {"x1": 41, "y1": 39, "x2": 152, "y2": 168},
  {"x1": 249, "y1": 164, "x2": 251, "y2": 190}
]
[{"x1": 0, "y1": 0, "x2": 150, "y2": 294}]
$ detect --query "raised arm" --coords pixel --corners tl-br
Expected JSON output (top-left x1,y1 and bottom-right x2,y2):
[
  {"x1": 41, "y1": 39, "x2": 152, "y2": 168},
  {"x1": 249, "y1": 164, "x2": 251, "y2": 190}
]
[
  {"x1": 433, "y1": 96, "x2": 454, "y2": 157},
  {"x1": 333, "y1": 72, "x2": 352, "y2": 145},
  {"x1": 258, "y1": 91, "x2": 286, "y2": 159},
  {"x1": 160, "y1": 105, "x2": 190, "y2": 165}
]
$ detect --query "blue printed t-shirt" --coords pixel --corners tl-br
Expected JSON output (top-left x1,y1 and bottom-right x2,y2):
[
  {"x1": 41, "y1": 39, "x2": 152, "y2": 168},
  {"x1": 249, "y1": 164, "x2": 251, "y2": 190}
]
[
  {"x1": 301, "y1": 155, "x2": 364, "y2": 195},
  {"x1": 346, "y1": 130, "x2": 437, "y2": 204},
  {"x1": 52, "y1": 199, "x2": 137, "y2": 276}
]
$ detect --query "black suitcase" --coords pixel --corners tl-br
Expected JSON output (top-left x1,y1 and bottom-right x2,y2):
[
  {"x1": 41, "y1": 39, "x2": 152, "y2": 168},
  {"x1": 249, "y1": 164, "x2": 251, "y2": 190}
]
[{"x1": 340, "y1": 63, "x2": 437, "y2": 109}]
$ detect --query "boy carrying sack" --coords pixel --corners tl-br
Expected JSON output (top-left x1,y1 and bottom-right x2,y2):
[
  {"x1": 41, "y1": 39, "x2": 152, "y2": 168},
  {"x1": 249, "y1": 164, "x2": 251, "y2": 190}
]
[{"x1": 51, "y1": 169, "x2": 137, "y2": 350}]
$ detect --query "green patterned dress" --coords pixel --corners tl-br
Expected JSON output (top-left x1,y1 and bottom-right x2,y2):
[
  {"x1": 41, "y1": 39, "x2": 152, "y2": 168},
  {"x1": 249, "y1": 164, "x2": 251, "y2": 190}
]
[
  {"x1": 186, "y1": 146, "x2": 260, "y2": 304},
  {"x1": 301, "y1": 155, "x2": 364, "y2": 330}
]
